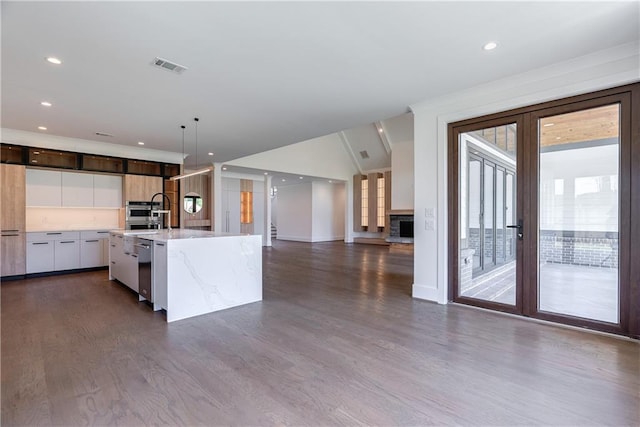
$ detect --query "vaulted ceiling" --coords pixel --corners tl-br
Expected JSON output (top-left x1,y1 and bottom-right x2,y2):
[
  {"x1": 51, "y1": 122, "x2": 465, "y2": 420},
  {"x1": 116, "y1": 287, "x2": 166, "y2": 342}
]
[{"x1": 2, "y1": 2, "x2": 638, "y2": 165}]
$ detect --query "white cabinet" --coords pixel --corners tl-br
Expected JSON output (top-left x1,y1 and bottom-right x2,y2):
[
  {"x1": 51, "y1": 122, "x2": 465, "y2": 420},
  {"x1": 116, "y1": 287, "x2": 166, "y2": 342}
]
[
  {"x1": 152, "y1": 241, "x2": 167, "y2": 310},
  {"x1": 124, "y1": 252, "x2": 139, "y2": 293},
  {"x1": 93, "y1": 175, "x2": 122, "y2": 208},
  {"x1": 54, "y1": 239, "x2": 80, "y2": 270},
  {"x1": 62, "y1": 172, "x2": 94, "y2": 207},
  {"x1": 80, "y1": 239, "x2": 103, "y2": 268},
  {"x1": 108, "y1": 233, "x2": 138, "y2": 292},
  {"x1": 253, "y1": 186, "x2": 264, "y2": 236},
  {"x1": 26, "y1": 169, "x2": 62, "y2": 206},
  {"x1": 26, "y1": 240, "x2": 54, "y2": 273},
  {"x1": 80, "y1": 230, "x2": 110, "y2": 268},
  {"x1": 221, "y1": 183, "x2": 241, "y2": 233},
  {"x1": 109, "y1": 233, "x2": 124, "y2": 281},
  {"x1": 26, "y1": 230, "x2": 109, "y2": 273},
  {"x1": 26, "y1": 170, "x2": 122, "y2": 208}
]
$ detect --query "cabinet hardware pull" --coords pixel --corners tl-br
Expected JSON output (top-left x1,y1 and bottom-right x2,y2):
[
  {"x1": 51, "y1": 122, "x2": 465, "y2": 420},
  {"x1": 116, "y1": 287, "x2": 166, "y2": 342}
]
[
  {"x1": 85, "y1": 240, "x2": 99, "y2": 242},
  {"x1": 131, "y1": 254, "x2": 138, "y2": 258},
  {"x1": 124, "y1": 251, "x2": 130, "y2": 255},
  {"x1": 46, "y1": 232, "x2": 62, "y2": 235},
  {"x1": 32, "y1": 242, "x2": 49, "y2": 245},
  {"x1": 134, "y1": 243, "x2": 150, "y2": 249},
  {"x1": 110, "y1": 244, "x2": 116, "y2": 247},
  {"x1": 97, "y1": 231, "x2": 109, "y2": 234},
  {"x1": 111, "y1": 261, "x2": 116, "y2": 264},
  {"x1": 1, "y1": 229, "x2": 19, "y2": 232},
  {"x1": 2, "y1": 234, "x2": 19, "y2": 237},
  {"x1": 156, "y1": 243, "x2": 165, "y2": 246},
  {"x1": 60, "y1": 241, "x2": 74, "y2": 244}
]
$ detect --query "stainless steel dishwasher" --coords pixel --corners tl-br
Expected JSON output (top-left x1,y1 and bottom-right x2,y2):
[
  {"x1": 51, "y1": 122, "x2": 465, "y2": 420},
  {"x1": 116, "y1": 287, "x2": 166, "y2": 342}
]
[{"x1": 134, "y1": 238, "x2": 153, "y2": 302}]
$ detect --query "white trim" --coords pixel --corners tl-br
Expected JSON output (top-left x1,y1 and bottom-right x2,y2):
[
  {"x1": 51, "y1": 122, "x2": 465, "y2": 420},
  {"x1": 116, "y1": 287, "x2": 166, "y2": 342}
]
[
  {"x1": 339, "y1": 131, "x2": 363, "y2": 175},
  {"x1": 410, "y1": 41, "x2": 639, "y2": 305}
]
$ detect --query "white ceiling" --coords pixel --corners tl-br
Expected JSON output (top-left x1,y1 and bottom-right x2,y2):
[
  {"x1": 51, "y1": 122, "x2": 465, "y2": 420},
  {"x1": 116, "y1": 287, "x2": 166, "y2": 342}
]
[{"x1": 2, "y1": 1, "x2": 638, "y2": 165}]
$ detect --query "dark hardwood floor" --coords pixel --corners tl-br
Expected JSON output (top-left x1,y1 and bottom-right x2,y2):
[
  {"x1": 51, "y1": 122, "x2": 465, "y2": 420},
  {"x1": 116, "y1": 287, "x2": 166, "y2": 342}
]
[{"x1": 2, "y1": 241, "x2": 639, "y2": 425}]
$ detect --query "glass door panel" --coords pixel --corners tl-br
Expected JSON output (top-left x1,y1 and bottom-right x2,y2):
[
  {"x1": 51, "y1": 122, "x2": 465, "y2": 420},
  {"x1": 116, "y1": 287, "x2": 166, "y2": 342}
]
[
  {"x1": 537, "y1": 104, "x2": 620, "y2": 323},
  {"x1": 458, "y1": 123, "x2": 517, "y2": 306}
]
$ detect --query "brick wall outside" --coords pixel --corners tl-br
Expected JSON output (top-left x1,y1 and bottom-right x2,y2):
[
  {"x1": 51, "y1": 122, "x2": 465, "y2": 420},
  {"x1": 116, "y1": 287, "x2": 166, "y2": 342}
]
[
  {"x1": 466, "y1": 229, "x2": 617, "y2": 269},
  {"x1": 540, "y1": 230, "x2": 618, "y2": 269}
]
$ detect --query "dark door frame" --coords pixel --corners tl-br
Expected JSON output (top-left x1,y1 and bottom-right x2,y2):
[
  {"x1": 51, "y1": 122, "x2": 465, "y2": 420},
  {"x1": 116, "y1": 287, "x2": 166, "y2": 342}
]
[{"x1": 447, "y1": 82, "x2": 640, "y2": 338}]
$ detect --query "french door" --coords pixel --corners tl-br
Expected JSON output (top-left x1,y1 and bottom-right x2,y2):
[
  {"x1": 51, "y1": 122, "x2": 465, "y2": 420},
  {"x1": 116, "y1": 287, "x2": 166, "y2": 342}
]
[{"x1": 449, "y1": 84, "x2": 638, "y2": 337}]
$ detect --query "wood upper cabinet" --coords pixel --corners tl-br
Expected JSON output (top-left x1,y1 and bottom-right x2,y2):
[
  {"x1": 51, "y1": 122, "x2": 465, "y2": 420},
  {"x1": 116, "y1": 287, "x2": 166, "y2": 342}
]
[
  {"x1": 1, "y1": 164, "x2": 26, "y2": 231},
  {"x1": 123, "y1": 175, "x2": 163, "y2": 202}
]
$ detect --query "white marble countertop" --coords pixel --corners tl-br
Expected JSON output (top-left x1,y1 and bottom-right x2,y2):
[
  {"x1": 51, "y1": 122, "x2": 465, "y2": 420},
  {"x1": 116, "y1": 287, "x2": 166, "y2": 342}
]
[{"x1": 109, "y1": 229, "x2": 253, "y2": 242}]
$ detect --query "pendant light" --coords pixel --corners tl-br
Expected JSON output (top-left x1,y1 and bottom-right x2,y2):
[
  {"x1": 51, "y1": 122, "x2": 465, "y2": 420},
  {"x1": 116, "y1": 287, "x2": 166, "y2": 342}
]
[{"x1": 170, "y1": 118, "x2": 213, "y2": 181}]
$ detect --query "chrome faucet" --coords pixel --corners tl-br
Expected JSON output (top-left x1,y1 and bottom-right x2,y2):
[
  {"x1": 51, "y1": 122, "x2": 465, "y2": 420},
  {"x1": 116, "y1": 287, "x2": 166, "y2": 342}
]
[{"x1": 150, "y1": 192, "x2": 172, "y2": 231}]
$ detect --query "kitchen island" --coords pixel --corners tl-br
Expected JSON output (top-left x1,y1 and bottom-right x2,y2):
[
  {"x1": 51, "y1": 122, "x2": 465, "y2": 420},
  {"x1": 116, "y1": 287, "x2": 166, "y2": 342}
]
[{"x1": 109, "y1": 229, "x2": 262, "y2": 322}]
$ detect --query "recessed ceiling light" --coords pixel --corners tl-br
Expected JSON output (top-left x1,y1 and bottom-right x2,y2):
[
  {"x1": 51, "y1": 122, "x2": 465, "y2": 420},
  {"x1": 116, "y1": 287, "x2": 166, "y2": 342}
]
[
  {"x1": 208, "y1": 152, "x2": 214, "y2": 156},
  {"x1": 328, "y1": 180, "x2": 332, "y2": 183},
  {"x1": 264, "y1": 172, "x2": 268, "y2": 175},
  {"x1": 40, "y1": 101, "x2": 52, "y2": 107},
  {"x1": 543, "y1": 123, "x2": 555, "y2": 127},
  {"x1": 556, "y1": 137, "x2": 561, "y2": 140},
  {"x1": 138, "y1": 141, "x2": 144, "y2": 145},
  {"x1": 378, "y1": 127, "x2": 383, "y2": 133},
  {"x1": 299, "y1": 176, "x2": 303, "y2": 179},
  {"x1": 222, "y1": 167, "x2": 227, "y2": 170},
  {"x1": 483, "y1": 41, "x2": 498, "y2": 51},
  {"x1": 37, "y1": 126, "x2": 47, "y2": 130},
  {"x1": 282, "y1": 179, "x2": 286, "y2": 182},
  {"x1": 46, "y1": 57, "x2": 62, "y2": 65}
]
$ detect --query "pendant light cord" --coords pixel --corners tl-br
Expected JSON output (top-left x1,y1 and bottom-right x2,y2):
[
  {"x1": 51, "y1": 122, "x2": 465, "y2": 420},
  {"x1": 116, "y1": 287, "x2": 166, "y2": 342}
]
[
  {"x1": 180, "y1": 125, "x2": 186, "y2": 164},
  {"x1": 194, "y1": 117, "x2": 199, "y2": 170}
]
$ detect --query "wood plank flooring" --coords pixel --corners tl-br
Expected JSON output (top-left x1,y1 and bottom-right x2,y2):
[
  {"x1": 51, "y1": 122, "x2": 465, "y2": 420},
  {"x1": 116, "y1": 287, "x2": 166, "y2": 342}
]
[{"x1": 2, "y1": 240, "x2": 639, "y2": 425}]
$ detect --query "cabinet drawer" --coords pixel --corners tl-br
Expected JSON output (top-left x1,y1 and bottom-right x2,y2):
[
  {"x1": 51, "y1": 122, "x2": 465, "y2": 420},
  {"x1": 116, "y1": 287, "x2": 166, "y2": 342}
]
[
  {"x1": 27, "y1": 231, "x2": 79, "y2": 241},
  {"x1": 80, "y1": 230, "x2": 111, "y2": 240}
]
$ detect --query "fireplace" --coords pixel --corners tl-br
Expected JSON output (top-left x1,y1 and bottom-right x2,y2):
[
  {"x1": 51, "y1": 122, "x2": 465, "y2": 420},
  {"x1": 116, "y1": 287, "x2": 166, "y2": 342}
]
[{"x1": 386, "y1": 210, "x2": 414, "y2": 243}]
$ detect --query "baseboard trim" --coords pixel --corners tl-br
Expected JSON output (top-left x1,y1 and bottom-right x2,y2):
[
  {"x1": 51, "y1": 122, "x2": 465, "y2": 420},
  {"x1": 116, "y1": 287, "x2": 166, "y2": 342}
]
[{"x1": 412, "y1": 283, "x2": 441, "y2": 303}]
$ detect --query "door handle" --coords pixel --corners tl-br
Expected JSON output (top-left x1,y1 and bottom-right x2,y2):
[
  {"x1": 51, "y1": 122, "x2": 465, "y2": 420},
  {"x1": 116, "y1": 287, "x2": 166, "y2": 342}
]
[{"x1": 506, "y1": 219, "x2": 523, "y2": 240}]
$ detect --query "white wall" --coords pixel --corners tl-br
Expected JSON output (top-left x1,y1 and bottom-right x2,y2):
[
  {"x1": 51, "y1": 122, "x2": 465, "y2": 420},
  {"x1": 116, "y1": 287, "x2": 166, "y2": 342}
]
[
  {"x1": 228, "y1": 133, "x2": 357, "y2": 181},
  {"x1": 391, "y1": 140, "x2": 414, "y2": 209},
  {"x1": 410, "y1": 41, "x2": 639, "y2": 304},
  {"x1": 227, "y1": 133, "x2": 357, "y2": 242},
  {"x1": 311, "y1": 181, "x2": 345, "y2": 242},
  {"x1": 276, "y1": 183, "x2": 313, "y2": 242}
]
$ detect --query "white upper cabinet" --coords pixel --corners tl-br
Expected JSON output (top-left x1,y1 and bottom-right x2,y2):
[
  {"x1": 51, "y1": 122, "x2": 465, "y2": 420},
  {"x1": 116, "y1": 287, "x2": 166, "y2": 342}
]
[
  {"x1": 93, "y1": 174, "x2": 122, "y2": 208},
  {"x1": 26, "y1": 169, "x2": 122, "y2": 208},
  {"x1": 62, "y1": 172, "x2": 94, "y2": 207},
  {"x1": 26, "y1": 169, "x2": 62, "y2": 206}
]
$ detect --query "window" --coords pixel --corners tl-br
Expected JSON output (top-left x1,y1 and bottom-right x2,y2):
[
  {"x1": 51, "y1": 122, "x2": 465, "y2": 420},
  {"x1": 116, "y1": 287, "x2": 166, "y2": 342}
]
[
  {"x1": 377, "y1": 177, "x2": 385, "y2": 228},
  {"x1": 361, "y1": 179, "x2": 368, "y2": 227},
  {"x1": 240, "y1": 191, "x2": 253, "y2": 224}
]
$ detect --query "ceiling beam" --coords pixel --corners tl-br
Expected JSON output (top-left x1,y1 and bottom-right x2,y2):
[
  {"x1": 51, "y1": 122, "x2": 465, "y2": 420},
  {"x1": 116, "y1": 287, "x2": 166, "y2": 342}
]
[
  {"x1": 375, "y1": 121, "x2": 392, "y2": 155},
  {"x1": 339, "y1": 131, "x2": 363, "y2": 175}
]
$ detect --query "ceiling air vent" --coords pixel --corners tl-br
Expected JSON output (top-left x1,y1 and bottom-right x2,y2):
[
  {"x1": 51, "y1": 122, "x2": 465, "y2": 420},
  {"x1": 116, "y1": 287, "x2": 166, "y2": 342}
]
[
  {"x1": 359, "y1": 150, "x2": 370, "y2": 159},
  {"x1": 152, "y1": 57, "x2": 188, "y2": 74},
  {"x1": 95, "y1": 132, "x2": 114, "y2": 137}
]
